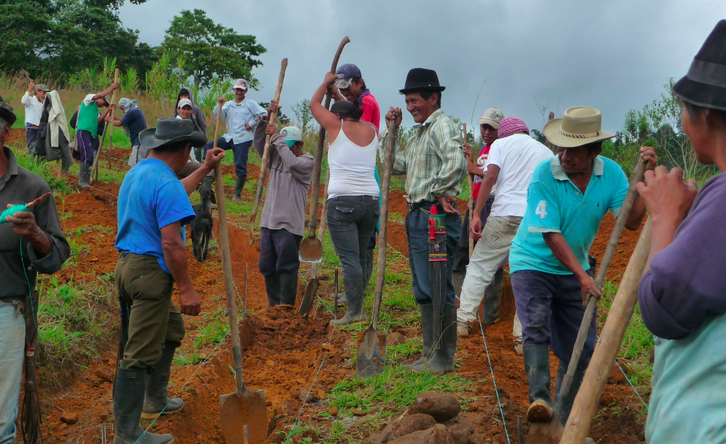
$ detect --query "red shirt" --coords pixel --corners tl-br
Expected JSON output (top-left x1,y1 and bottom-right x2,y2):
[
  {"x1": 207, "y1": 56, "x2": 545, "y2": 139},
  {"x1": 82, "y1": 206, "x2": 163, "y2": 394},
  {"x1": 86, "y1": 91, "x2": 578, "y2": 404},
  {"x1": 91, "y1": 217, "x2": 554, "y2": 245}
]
[
  {"x1": 472, "y1": 144, "x2": 492, "y2": 200},
  {"x1": 358, "y1": 90, "x2": 380, "y2": 132}
]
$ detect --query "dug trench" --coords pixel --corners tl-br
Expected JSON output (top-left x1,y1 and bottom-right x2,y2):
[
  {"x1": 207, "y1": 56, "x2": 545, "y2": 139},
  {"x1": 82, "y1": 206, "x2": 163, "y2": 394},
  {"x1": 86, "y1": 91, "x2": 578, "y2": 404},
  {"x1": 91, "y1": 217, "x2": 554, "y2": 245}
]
[{"x1": 34, "y1": 147, "x2": 647, "y2": 443}]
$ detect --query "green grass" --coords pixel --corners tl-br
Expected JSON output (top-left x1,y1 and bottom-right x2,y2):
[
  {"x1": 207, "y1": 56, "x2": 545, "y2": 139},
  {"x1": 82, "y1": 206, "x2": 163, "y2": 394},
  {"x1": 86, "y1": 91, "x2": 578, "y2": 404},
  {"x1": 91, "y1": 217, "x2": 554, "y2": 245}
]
[
  {"x1": 193, "y1": 320, "x2": 229, "y2": 349},
  {"x1": 36, "y1": 275, "x2": 119, "y2": 388},
  {"x1": 11, "y1": 146, "x2": 73, "y2": 193}
]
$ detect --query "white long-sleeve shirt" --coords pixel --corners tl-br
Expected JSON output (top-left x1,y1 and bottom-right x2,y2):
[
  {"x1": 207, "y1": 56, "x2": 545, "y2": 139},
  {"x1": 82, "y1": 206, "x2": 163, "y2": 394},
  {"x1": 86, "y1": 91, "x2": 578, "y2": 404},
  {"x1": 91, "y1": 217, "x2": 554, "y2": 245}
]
[{"x1": 21, "y1": 92, "x2": 44, "y2": 127}]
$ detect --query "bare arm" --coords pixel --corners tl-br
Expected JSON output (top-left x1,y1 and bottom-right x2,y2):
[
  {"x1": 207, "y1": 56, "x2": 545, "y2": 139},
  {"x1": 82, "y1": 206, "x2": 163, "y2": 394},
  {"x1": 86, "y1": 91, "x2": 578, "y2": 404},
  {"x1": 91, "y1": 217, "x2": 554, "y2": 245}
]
[
  {"x1": 91, "y1": 82, "x2": 119, "y2": 102},
  {"x1": 470, "y1": 165, "x2": 499, "y2": 239},
  {"x1": 310, "y1": 72, "x2": 341, "y2": 138},
  {"x1": 161, "y1": 222, "x2": 200, "y2": 316},
  {"x1": 543, "y1": 232, "x2": 601, "y2": 304}
]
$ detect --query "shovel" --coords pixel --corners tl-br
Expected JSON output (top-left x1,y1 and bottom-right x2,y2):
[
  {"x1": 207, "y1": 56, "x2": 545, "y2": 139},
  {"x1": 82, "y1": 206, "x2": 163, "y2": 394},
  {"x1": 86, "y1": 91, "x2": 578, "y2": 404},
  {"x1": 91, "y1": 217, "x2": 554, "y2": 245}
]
[
  {"x1": 250, "y1": 58, "x2": 288, "y2": 244},
  {"x1": 525, "y1": 158, "x2": 646, "y2": 444},
  {"x1": 212, "y1": 102, "x2": 268, "y2": 444},
  {"x1": 299, "y1": 175, "x2": 331, "y2": 318},
  {"x1": 356, "y1": 120, "x2": 398, "y2": 378},
  {"x1": 299, "y1": 36, "x2": 350, "y2": 264}
]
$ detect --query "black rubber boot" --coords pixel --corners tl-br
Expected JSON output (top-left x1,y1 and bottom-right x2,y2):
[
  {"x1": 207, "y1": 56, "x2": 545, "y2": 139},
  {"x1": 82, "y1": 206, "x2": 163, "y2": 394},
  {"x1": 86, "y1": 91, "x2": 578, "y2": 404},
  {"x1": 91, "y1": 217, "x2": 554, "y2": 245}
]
[
  {"x1": 330, "y1": 278, "x2": 366, "y2": 326},
  {"x1": 426, "y1": 305, "x2": 457, "y2": 375},
  {"x1": 279, "y1": 273, "x2": 298, "y2": 306},
  {"x1": 264, "y1": 274, "x2": 281, "y2": 307},
  {"x1": 232, "y1": 175, "x2": 246, "y2": 201},
  {"x1": 114, "y1": 367, "x2": 174, "y2": 444},
  {"x1": 523, "y1": 344, "x2": 554, "y2": 422},
  {"x1": 79, "y1": 162, "x2": 91, "y2": 188},
  {"x1": 142, "y1": 344, "x2": 183, "y2": 419},
  {"x1": 483, "y1": 267, "x2": 504, "y2": 325},
  {"x1": 404, "y1": 304, "x2": 434, "y2": 372},
  {"x1": 554, "y1": 358, "x2": 586, "y2": 426}
]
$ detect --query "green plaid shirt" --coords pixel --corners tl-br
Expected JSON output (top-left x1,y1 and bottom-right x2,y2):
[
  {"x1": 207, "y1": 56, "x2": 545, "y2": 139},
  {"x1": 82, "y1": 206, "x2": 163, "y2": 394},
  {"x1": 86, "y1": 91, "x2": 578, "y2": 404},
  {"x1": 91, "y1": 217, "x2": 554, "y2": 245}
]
[{"x1": 379, "y1": 109, "x2": 466, "y2": 203}]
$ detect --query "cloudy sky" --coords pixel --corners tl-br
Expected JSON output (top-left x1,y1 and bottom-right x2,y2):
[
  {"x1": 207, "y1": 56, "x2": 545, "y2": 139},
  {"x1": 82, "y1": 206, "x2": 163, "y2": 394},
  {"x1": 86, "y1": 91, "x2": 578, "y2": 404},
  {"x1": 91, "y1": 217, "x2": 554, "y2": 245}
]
[{"x1": 120, "y1": 0, "x2": 725, "y2": 135}]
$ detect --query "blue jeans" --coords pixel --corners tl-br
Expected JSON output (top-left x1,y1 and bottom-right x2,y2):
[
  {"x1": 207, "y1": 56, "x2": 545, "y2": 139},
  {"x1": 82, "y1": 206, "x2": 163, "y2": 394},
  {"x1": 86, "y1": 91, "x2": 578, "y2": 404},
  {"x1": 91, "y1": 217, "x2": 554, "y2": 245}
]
[
  {"x1": 204, "y1": 138, "x2": 252, "y2": 178},
  {"x1": 0, "y1": 301, "x2": 25, "y2": 444},
  {"x1": 258, "y1": 228, "x2": 302, "y2": 276},
  {"x1": 511, "y1": 269, "x2": 596, "y2": 369},
  {"x1": 405, "y1": 204, "x2": 462, "y2": 307},
  {"x1": 326, "y1": 196, "x2": 380, "y2": 286}
]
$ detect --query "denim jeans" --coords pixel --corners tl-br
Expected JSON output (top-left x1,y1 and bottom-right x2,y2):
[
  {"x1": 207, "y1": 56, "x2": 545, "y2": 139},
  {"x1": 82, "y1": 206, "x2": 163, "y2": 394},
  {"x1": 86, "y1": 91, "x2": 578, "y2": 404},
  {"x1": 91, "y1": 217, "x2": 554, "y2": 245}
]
[
  {"x1": 0, "y1": 301, "x2": 25, "y2": 444},
  {"x1": 405, "y1": 204, "x2": 462, "y2": 307},
  {"x1": 511, "y1": 269, "x2": 596, "y2": 369},
  {"x1": 204, "y1": 138, "x2": 252, "y2": 178},
  {"x1": 326, "y1": 196, "x2": 380, "y2": 287}
]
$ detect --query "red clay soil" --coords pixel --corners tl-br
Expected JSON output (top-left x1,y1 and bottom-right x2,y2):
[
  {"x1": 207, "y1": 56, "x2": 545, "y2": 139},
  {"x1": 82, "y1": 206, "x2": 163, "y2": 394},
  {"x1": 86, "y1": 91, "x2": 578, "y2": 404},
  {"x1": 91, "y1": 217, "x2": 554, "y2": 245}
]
[{"x1": 35, "y1": 157, "x2": 648, "y2": 443}]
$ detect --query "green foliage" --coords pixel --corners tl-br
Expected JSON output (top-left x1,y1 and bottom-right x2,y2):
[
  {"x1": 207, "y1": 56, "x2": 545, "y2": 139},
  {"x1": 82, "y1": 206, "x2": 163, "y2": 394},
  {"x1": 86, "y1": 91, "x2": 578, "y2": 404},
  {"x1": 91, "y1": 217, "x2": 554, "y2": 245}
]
[
  {"x1": 193, "y1": 320, "x2": 229, "y2": 349},
  {"x1": 160, "y1": 9, "x2": 266, "y2": 89},
  {"x1": 292, "y1": 99, "x2": 315, "y2": 134},
  {"x1": 0, "y1": 0, "x2": 153, "y2": 82},
  {"x1": 12, "y1": 147, "x2": 72, "y2": 193}
]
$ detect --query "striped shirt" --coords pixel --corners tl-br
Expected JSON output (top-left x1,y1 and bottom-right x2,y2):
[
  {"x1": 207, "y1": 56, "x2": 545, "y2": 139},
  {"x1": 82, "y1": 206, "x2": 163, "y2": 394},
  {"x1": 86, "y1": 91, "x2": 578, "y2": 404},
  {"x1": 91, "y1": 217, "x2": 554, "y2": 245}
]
[{"x1": 379, "y1": 109, "x2": 466, "y2": 203}]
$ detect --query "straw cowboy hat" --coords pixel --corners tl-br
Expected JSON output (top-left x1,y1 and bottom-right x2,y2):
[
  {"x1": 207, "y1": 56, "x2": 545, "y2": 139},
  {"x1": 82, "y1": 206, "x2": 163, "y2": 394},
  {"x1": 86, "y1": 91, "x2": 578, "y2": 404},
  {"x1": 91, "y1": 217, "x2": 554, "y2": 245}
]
[{"x1": 543, "y1": 106, "x2": 614, "y2": 148}]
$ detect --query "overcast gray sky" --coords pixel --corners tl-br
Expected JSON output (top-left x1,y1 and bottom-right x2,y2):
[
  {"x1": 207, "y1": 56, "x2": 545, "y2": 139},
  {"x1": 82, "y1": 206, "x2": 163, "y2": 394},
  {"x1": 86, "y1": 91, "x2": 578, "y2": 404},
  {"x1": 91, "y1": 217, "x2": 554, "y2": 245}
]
[{"x1": 120, "y1": 0, "x2": 725, "y2": 135}]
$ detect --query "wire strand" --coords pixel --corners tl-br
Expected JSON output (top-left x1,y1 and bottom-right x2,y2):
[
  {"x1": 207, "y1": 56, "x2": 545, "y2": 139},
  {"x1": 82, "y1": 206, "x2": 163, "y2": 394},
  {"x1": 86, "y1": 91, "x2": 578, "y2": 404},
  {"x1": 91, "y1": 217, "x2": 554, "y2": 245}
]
[{"x1": 477, "y1": 314, "x2": 511, "y2": 444}]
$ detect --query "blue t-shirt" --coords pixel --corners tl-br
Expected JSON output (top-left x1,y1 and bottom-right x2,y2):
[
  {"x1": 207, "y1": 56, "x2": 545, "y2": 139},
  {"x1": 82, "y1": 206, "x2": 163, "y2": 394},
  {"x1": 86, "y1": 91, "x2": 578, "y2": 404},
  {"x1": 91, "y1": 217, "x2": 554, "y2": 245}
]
[
  {"x1": 120, "y1": 108, "x2": 147, "y2": 146},
  {"x1": 115, "y1": 158, "x2": 195, "y2": 274},
  {"x1": 509, "y1": 155, "x2": 629, "y2": 275}
]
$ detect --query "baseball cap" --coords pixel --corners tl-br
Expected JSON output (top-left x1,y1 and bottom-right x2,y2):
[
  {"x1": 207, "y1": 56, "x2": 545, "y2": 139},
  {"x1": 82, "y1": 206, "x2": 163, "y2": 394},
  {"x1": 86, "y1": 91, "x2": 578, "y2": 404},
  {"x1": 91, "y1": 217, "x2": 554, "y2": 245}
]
[
  {"x1": 280, "y1": 126, "x2": 303, "y2": 148},
  {"x1": 233, "y1": 79, "x2": 248, "y2": 91},
  {"x1": 178, "y1": 98, "x2": 193, "y2": 108},
  {"x1": 334, "y1": 64, "x2": 362, "y2": 89},
  {"x1": 35, "y1": 84, "x2": 51, "y2": 92},
  {"x1": 478, "y1": 108, "x2": 505, "y2": 129}
]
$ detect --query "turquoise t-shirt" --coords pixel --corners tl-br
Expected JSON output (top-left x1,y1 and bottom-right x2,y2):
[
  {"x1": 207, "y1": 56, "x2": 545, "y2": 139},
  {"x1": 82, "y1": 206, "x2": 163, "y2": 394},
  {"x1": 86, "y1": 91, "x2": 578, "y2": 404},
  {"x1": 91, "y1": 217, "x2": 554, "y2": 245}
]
[
  {"x1": 509, "y1": 155, "x2": 628, "y2": 275},
  {"x1": 115, "y1": 158, "x2": 195, "y2": 274}
]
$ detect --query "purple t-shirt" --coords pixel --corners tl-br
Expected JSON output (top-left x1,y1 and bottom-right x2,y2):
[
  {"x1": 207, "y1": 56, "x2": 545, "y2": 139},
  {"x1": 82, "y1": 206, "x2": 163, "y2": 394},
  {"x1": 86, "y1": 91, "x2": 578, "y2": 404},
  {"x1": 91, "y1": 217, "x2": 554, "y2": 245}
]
[{"x1": 639, "y1": 172, "x2": 726, "y2": 339}]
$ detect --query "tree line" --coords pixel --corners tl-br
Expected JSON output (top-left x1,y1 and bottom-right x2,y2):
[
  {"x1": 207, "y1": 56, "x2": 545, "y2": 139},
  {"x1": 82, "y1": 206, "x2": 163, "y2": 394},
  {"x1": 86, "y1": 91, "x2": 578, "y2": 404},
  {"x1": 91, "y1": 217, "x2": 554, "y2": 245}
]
[{"x1": 1, "y1": 0, "x2": 266, "y2": 90}]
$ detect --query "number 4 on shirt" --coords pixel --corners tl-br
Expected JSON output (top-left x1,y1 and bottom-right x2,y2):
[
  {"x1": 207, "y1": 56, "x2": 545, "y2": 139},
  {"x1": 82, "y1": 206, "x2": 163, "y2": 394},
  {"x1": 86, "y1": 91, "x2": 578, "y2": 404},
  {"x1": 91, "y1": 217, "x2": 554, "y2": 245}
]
[{"x1": 536, "y1": 200, "x2": 548, "y2": 219}]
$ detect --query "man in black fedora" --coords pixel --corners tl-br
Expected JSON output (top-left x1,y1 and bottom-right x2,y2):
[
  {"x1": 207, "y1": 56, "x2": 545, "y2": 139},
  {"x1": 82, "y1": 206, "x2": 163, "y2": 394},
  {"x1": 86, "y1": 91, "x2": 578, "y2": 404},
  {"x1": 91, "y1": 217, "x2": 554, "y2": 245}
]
[
  {"x1": 0, "y1": 95, "x2": 70, "y2": 444},
  {"x1": 380, "y1": 68, "x2": 466, "y2": 374},
  {"x1": 112, "y1": 118, "x2": 224, "y2": 444}
]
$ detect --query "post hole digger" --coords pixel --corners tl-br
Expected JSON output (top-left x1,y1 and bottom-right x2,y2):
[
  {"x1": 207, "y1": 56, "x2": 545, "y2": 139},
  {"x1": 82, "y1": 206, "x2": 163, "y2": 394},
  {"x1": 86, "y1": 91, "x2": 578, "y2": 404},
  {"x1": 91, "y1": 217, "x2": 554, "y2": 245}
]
[
  {"x1": 524, "y1": 158, "x2": 647, "y2": 444},
  {"x1": 212, "y1": 98, "x2": 268, "y2": 442},
  {"x1": 356, "y1": 119, "x2": 398, "y2": 378},
  {"x1": 298, "y1": 36, "x2": 350, "y2": 318}
]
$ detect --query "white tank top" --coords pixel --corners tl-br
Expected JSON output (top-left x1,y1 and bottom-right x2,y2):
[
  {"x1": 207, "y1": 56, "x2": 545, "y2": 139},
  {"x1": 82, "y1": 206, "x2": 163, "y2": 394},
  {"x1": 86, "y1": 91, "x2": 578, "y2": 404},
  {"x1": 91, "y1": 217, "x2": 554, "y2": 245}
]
[{"x1": 327, "y1": 121, "x2": 380, "y2": 199}]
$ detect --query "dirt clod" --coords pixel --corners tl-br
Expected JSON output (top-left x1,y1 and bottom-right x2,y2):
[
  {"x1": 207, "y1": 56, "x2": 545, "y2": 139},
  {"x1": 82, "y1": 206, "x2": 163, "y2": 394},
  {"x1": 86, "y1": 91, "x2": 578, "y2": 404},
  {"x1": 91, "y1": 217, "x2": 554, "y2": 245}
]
[
  {"x1": 411, "y1": 391, "x2": 461, "y2": 423},
  {"x1": 365, "y1": 413, "x2": 437, "y2": 444},
  {"x1": 60, "y1": 412, "x2": 79, "y2": 425},
  {"x1": 386, "y1": 331, "x2": 406, "y2": 346},
  {"x1": 387, "y1": 424, "x2": 455, "y2": 444}
]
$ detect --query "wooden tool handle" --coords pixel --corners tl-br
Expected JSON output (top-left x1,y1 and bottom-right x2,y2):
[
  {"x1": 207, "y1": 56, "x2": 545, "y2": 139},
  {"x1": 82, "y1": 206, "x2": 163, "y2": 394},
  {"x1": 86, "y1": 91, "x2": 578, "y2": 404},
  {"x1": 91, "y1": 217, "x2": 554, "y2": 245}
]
[
  {"x1": 559, "y1": 157, "x2": 647, "y2": 401},
  {"x1": 561, "y1": 218, "x2": 652, "y2": 444},
  {"x1": 463, "y1": 123, "x2": 474, "y2": 259},
  {"x1": 90, "y1": 68, "x2": 120, "y2": 184},
  {"x1": 306, "y1": 36, "x2": 350, "y2": 237},
  {"x1": 371, "y1": 120, "x2": 399, "y2": 329},
  {"x1": 251, "y1": 58, "x2": 289, "y2": 224},
  {"x1": 213, "y1": 102, "x2": 246, "y2": 393}
]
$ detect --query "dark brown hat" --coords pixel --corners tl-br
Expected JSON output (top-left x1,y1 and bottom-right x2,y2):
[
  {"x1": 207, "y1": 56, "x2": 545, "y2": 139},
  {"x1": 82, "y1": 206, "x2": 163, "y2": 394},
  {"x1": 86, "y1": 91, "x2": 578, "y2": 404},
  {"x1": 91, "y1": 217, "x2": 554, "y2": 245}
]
[
  {"x1": 673, "y1": 20, "x2": 726, "y2": 111},
  {"x1": 0, "y1": 94, "x2": 17, "y2": 126},
  {"x1": 399, "y1": 68, "x2": 446, "y2": 94},
  {"x1": 139, "y1": 118, "x2": 207, "y2": 150}
]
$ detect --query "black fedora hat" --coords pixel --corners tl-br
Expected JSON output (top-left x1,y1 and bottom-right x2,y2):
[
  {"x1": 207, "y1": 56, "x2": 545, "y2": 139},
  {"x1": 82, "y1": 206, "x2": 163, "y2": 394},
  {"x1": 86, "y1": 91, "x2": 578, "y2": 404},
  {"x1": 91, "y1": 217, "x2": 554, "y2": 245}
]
[
  {"x1": 139, "y1": 118, "x2": 207, "y2": 150},
  {"x1": 673, "y1": 20, "x2": 726, "y2": 111},
  {"x1": 0, "y1": 94, "x2": 17, "y2": 126},
  {"x1": 399, "y1": 68, "x2": 446, "y2": 94}
]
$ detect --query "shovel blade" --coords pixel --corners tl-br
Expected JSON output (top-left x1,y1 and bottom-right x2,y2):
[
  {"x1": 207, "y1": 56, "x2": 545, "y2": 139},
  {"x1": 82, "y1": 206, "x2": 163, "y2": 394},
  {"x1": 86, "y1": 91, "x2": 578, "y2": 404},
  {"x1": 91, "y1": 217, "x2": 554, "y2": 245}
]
[
  {"x1": 356, "y1": 326, "x2": 386, "y2": 378},
  {"x1": 298, "y1": 278, "x2": 318, "y2": 319},
  {"x1": 524, "y1": 416, "x2": 564, "y2": 444},
  {"x1": 220, "y1": 389, "x2": 268, "y2": 444},
  {"x1": 299, "y1": 237, "x2": 323, "y2": 263}
]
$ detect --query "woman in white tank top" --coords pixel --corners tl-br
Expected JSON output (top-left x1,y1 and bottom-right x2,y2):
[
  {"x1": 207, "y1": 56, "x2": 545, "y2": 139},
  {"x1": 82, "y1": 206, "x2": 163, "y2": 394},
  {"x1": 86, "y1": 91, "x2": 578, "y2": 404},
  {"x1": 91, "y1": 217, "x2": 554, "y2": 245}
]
[{"x1": 310, "y1": 72, "x2": 380, "y2": 326}]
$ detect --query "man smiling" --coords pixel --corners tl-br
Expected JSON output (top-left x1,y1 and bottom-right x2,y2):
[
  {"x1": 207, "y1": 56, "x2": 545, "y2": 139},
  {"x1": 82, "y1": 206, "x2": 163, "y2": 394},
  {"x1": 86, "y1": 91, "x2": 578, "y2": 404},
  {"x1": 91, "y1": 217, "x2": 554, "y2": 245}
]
[
  {"x1": 508, "y1": 106, "x2": 656, "y2": 425},
  {"x1": 381, "y1": 68, "x2": 466, "y2": 374}
]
